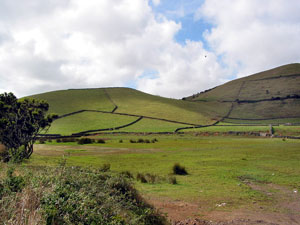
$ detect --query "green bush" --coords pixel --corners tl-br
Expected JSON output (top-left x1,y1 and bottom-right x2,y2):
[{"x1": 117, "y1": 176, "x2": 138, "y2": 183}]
[
  {"x1": 120, "y1": 171, "x2": 134, "y2": 179},
  {"x1": 173, "y1": 163, "x2": 188, "y2": 175},
  {"x1": 77, "y1": 138, "x2": 94, "y2": 145},
  {"x1": 138, "y1": 138, "x2": 144, "y2": 143},
  {"x1": 0, "y1": 165, "x2": 167, "y2": 225},
  {"x1": 99, "y1": 163, "x2": 110, "y2": 172},
  {"x1": 168, "y1": 176, "x2": 177, "y2": 185},
  {"x1": 97, "y1": 139, "x2": 106, "y2": 144}
]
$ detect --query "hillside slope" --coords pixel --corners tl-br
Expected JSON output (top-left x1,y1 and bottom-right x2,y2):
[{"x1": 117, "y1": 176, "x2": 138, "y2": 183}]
[
  {"x1": 29, "y1": 88, "x2": 227, "y2": 135},
  {"x1": 185, "y1": 63, "x2": 300, "y2": 124}
]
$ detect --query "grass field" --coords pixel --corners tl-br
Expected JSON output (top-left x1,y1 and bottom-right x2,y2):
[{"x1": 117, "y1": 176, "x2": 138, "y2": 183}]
[
  {"x1": 46, "y1": 112, "x2": 139, "y2": 135},
  {"x1": 105, "y1": 88, "x2": 228, "y2": 124},
  {"x1": 28, "y1": 89, "x2": 115, "y2": 115},
  {"x1": 26, "y1": 135, "x2": 300, "y2": 213},
  {"x1": 103, "y1": 118, "x2": 184, "y2": 133}
]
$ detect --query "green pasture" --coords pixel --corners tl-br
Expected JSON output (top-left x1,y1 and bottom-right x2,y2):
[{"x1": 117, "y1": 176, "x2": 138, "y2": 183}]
[
  {"x1": 46, "y1": 112, "x2": 139, "y2": 135},
  {"x1": 106, "y1": 88, "x2": 228, "y2": 124},
  {"x1": 29, "y1": 89, "x2": 115, "y2": 115},
  {"x1": 105, "y1": 118, "x2": 183, "y2": 133},
  {"x1": 182, "y1": 125, "x2": 270, "y2": 133},
  {"x1": 26, "y1": 135, "x2": 300, "y2": 211}
]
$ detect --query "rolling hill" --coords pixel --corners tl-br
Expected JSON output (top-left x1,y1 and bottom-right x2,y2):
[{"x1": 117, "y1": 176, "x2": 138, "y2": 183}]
[
  {"x1": 185, "y1": 63, "x2": 300, "y2": 124},
  {"x1": 29, "y1": 88, "x2": 228, "y2": 135},
  {"x1": 27, "y1": 63, "x2": 300, "y2": 135}
]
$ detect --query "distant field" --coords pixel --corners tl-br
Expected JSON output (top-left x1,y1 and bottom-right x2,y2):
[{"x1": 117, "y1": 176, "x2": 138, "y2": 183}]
[
  {"x1": 28, "y1": 135, "x2": 300, "y2": 213},
  {"x1": 183, "y1": 125, "x2": 270, "y2": 133}
]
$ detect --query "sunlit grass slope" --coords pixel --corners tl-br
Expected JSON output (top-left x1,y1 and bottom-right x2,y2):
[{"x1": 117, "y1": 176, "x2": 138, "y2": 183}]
[
  {"x1": 106, "y1": 118, "x2": 183, "y2": 133},
  {"x1": 106, "y1": 88, "x2": 229, "y2": 124},
  {"x1": 189, "y1": 63, "x2": 300, "y2": 102},
  {"x1": 186, "y1": 63, "x2": 300, "y2": 123},
  {"x1": 47, "y1": 112, "x2": 139, "y2": 135},
  {"x1": 29, "y1": 89, "x2": 115, "y2": 115}
]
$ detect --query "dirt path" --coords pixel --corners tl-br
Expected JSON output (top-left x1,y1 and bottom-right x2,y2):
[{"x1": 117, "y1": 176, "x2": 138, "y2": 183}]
[{"x1": 148, "y1": 182, "x2": 300, "y2": 225}]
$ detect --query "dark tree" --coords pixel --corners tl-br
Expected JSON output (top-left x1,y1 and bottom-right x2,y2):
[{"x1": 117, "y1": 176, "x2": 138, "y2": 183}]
[{"x1": 0, "y1": 92, "x2": 56, "y2": 162}]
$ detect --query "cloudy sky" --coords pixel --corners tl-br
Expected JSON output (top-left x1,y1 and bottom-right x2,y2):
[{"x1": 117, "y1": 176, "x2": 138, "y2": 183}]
[{"x1": 0, "y1": 0, "x2": 299, "y2": 98}]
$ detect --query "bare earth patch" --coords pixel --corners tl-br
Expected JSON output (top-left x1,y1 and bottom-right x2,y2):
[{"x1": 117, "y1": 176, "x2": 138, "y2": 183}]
[{"x1": 148, "y1": 182, "x2": 300, "y2": 225}]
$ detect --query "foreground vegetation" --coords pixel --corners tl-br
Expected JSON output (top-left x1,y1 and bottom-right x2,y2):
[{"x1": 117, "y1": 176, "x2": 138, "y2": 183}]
[
  {"x1": 26, "y1": 135, "x2": 300, "y2": 213},
  {"x1": 0, "y1": 162, "x2": 167, "y2": 225}
]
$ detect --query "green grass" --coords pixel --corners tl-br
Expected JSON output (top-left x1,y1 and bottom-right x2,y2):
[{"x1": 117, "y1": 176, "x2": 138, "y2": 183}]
[
  {"x1": 189, "y1": 63, "x2": 300, "y2": 102},
  {"x1": 106, "y1": 88, "x2": 229, "y2": 124},
  {"x1": 182, "y1": 125, "x2": 270, "y2": 133},
  {"x1": 46, "y1": 111, "x2": 138, "y2": 135},
  {"x1": 273, "y1": 125, "x2": 300, "y2": 136},
  {"x1": 108, "y1": 118, "x2": 182, "y2": 133},
  {"x1": 223, "y1": 117, "x2": 300, "y2": 125},
  {"x1": 28, "y1": 89, "x2": 115, "y2": 115},
  {"x1": 229, "y1": 99, "x2": 300, "y2": 119},
  {"x1": 26, "y1": 135, "x2": 300, "y2": 210}
]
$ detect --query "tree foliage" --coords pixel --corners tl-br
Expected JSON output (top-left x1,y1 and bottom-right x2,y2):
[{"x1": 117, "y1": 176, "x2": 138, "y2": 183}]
[{"x1": 0, "y1": 92, "x2": 56, "y2": 162}]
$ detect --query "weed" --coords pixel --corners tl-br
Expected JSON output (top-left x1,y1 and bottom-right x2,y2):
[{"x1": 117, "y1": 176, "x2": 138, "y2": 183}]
[
  {"x1": 99, "y1": 163, "x2": 111, "y2": 172},
  {"x1": 77, "y1": 138, "x2": 94, "y2": 145},
  {"x1": 120, "y1": 171, "x2": 134, "y2": 179},
  {"x1": 168, "y1": 176, "x2": 177, "y2": 185},
  {"x1": 97, "y1": 139, "x2": 106, "y2": 144},
  {"x1": 138, "y1": 138, "x2": 144, "y2": 143},
  {"x1": 173, "y1": 163, "x2": 188, "y2": 175}
]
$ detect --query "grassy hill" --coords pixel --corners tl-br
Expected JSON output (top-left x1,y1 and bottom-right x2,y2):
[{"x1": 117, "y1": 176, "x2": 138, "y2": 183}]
[
  {"x1": 185, "y1": 63, "x2": 300, "y2": 124},
  {"x1": 29, "y1": 88, "x2": 229, "y2": 135},
  {"x1": 27, "y1": 64, "x2": 300, "y2": 135}
]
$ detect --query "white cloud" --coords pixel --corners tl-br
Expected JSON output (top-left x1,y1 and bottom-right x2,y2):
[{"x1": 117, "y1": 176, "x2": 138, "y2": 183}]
[
  {"x1": 0, "y1": 0, "x2": 298, "y2": 99},
  {"x1": 152, "y1": 0, "x2": 160, "y2": 6},
  {"x1": 0, "y1": 0, "x2": 227, "y2": 98},
  {"x1": 197, "y1": 0, "x2": 300, "y2": 77}
]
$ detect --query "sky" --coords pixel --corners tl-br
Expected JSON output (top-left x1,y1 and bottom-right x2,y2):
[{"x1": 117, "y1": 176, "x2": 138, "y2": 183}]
[{"x1": 0, "y1": 0, "x2": 299, "y2": 98}]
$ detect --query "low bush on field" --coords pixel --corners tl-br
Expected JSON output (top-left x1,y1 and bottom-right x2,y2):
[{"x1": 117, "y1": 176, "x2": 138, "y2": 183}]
[
  {"x1": 173, "y1": 163, "x2": 188, "y2": 175},
  {"x1": 136, "y1": 173, "x2": 177, "y2": 185},
  {"x1": 97, "y1": 139, "x2": 105, "y2": 144},
  {"x1": 99, "y1": 163, "x2": 111, "y2": 172},
  {"x1": 130, "y1": 139, "x2": 152, "y2": 144},
  {"x1": 0, "y1": 164, "x2": 167, "y2": 225},
  {"x1": 120, "y1": 171, "x2": 134, "y2": 179},
  {"x1": 77, "y1": 138, "x2": 94, "y2": 145}
]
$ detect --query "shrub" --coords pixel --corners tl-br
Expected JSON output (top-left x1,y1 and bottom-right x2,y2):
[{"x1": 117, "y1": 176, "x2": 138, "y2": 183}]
[
  {"x1": 119, "y1": 139, "x2": 123, "y2": 143},
  {"x1": 137, "y1": 173, "x2": 147, "y2": 183},
  {"x1": 77, "y1": 138, "x2": 93, "y2": 145},
  {"x1": 61, "y1": 138, "x2": 77, "y2": 143},
  {"x1": 130, "y1": 139, "x2": 136, "y2": 143},
  {"x1": 97, "y1": 139, "x2": 106, "y2": 144},
  {"x1": 3, "y1": 167, "x2": 26, "y2": 193},
  {"x1": 145, "y1": 173, "x2": 157, "y2": 183},
  {"x1": 168, "y1": 176, "x2": 177, "y2": 185},
  {"x1": 173, "y1": 163, "x2": 188, "y2": 175},
  {"x1": 39, "y1": 139, "x2": 46, "y2": 144},
  {"x1": 120, "y1": 171, "x2": 134, "y2": 179},
  {"x1": 0, "y1": 166, "x2": 167, "y2": 225},
  {"x1": 56, "y1": 139, "x2": 61, "y2": 143},
  {"x1": 138, "y1": 138, "x2": 144, "y2": 143},
  {"x1": 145, "y1": 139, "x2": 150, "y2": 143},
  {"x1": 99, "y1": 163, "x2": 111, "y2": 172}
]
